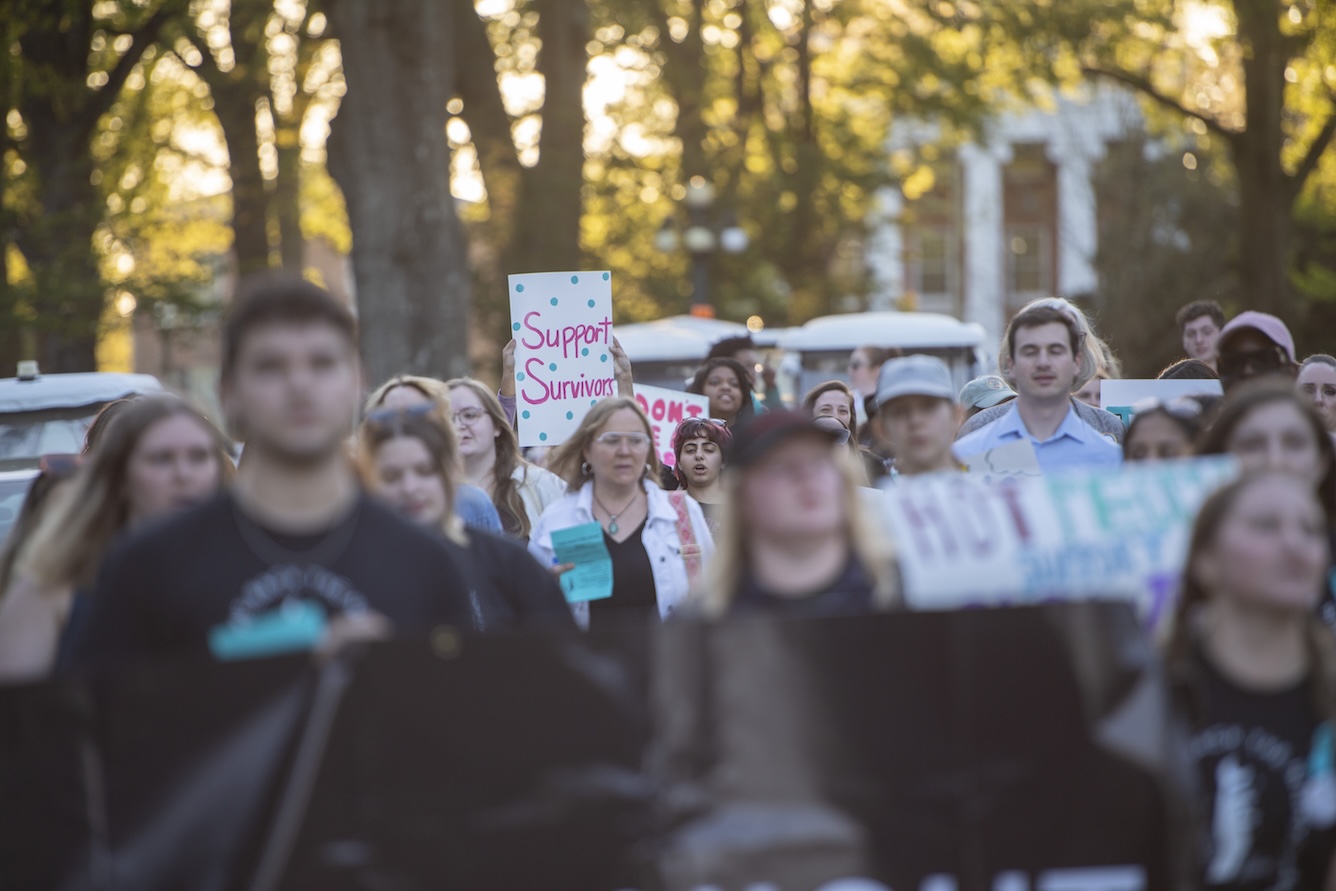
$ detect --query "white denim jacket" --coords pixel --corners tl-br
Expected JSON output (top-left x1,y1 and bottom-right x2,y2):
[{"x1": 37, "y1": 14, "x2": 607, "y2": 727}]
[{"x1": 528, "y1": 478, "x2": 715, "y2": 628}]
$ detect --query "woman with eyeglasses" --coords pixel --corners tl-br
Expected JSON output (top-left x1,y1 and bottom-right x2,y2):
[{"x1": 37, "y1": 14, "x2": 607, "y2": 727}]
[
  {"x1": 1164, "y1": 474, "x2": 1336, "y2": 891},
  {"x1": 687, "y1": 358, "x2": 756, "y2": 430},
  {"x1": 0, "y1": 396, "x2": 234, "y2": 680},
  {"x1": 364, "y1": 375, "x2": 505, "y2": 534},
  {"x1": 670, "y1": 417, "x2": 731, "y2": 537},
  {"x1": 446, "y1": 378, "x2": 565, "y2": 543},
  {"x1": 1123, "y1": 398, "x2": 1207, "y2": 462},
  {"x1": 1299, "y1": 355, "x2": 1336, "y2": 434},
  {"x1": 356, "y1": 408, "x2": 573, "y2": 631},
  {"x1": 530, "y1": 397, "x2": 714, "y2": 630}
]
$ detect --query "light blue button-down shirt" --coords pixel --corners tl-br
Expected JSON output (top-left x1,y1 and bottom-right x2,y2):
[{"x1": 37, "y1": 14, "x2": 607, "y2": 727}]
[{"x1": 954, "y1": 403, "x2": 1122, "y2": 472}]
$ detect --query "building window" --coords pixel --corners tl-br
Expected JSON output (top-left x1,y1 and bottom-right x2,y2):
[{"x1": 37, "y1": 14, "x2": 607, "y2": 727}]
[
  {"x1": 1006, "y1": 225, "x2": 1050, "y2": 299},
  {"x1": 911, "y1": 227, "x2": 957, "y2": 300}
]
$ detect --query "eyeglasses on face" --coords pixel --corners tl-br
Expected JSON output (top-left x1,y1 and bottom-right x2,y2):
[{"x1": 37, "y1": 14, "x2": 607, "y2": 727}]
[
  {"x1": 593, "y1": 432, "x2": 651, "y2": 449},
  {"x1": 452, "y1": 407, "x2": 486, "y2": 427},
  {"x1": 1219, "y1": 345, "x2": 1288, "y2": 377}
]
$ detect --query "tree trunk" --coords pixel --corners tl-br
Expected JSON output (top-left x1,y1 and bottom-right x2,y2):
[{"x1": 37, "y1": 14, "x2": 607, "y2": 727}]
[
  {"x1": 212, "y1": 84, "x2": 273, "y2": 276},
  {"x1": 511, "y1": 0, "x2": 589, "y2": 272},
  {"x1": 274, "y1": 127, "x2": 305, "y2": 272},
  {"x1": 326, "y1": 0, "x2": 473, "y2": 385},
  {"x1": 1234, "y1": 0, "x2": 1293, "y2": 318}
]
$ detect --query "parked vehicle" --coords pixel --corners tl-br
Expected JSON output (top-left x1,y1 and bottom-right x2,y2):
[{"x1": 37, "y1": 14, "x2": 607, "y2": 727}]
[{"x1": 0, "y1": 363, "x2": 162, "y2": 470}]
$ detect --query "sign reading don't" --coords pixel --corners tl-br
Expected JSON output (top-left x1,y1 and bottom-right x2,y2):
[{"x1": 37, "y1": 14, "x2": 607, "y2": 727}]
[{"x1": 509, "y1": 271, "x2": 617, "y2": 446}]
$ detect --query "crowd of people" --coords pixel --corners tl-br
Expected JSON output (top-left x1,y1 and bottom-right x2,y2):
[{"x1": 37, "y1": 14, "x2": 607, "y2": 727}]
[{"x1": 2, "y1": 276, "x2": 1336, "y2": 889}]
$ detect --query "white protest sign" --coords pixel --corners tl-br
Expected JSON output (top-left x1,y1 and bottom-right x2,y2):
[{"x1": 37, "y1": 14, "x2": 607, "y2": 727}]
[
  {"x1": 1099, "y1": 379, "x2": 1222, "y2": 427},
  {"x1": 961, "y1": 439, "x2": 1041, "y2": 483},
  {"x1": 881, "y1": 456, "x2": 1238, "y2": 629},
  {"x1": 633, "y1": 384, "x2": 710, "y2": 467},
  {"x1": 509, "y1": 271, "x2": 616, "y2": 446}
]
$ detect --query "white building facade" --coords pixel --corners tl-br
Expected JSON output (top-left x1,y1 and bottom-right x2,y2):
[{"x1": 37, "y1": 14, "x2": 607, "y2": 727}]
[{"x1": 865, "y1": 86, "x2": 1145, "y2": 350}]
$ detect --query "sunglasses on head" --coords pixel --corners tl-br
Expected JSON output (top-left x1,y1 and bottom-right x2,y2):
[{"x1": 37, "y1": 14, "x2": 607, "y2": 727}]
[
  {"x1": 363, "y1": 402, "x2": 435, "y2": 428},
  {"x1": 1131, "y1": 396, "x2": 1203, "y2": 420}
]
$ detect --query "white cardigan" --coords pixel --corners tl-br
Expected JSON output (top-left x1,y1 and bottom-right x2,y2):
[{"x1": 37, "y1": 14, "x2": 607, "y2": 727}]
[{"x1": 528, "y1": 478, "x2": 715, "y2": 628}]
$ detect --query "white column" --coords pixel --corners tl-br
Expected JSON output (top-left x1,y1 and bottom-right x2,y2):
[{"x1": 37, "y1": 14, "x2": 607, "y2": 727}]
[
  {"x1": 959, "y1": 141, "x2": 1011, "y2": 352},
  {"x1": 865, "y1": 187, "x2": 904, "y2": 311},
  {"x1": 1050, "y1": 143, "x2": 1100, "y2": 297}
]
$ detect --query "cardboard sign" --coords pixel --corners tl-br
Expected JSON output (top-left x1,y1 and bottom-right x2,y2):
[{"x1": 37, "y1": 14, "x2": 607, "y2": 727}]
[
  {"x1": 509, "y1": 271, "x2": 616, "y2": 446},
  {"x1": 1099, "y1": 378, "x2": 1223, "y2": 427},
  {"x1": 633, "y1": 384, "x2": 710, "y2": 467},
  {"x1": 961, "y1": 439, "x2": 1041, "y2": 482},
  {"x1": 880, "y1": 456, "x2": 1238, "y2": 628}
]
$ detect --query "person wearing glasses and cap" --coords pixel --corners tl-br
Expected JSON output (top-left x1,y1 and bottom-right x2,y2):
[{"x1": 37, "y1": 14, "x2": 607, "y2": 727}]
[
  {"x1": 1215, "y1": 311, "x2": 1299, "y2": 393},
  {"x1": 530, "y1": 397, "x2": 714, "y2": 630},
  {"x1": 958, "y1": 375, "x2": 1017, "y2": 422}
]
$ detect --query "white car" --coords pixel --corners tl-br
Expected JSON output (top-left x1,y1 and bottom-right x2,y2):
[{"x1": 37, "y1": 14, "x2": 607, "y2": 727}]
[{"x1": 0, "y1": 364, "x2": 162, "y2": 471}]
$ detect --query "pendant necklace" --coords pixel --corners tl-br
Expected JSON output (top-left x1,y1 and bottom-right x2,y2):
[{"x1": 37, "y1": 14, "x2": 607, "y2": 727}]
[{"x1": 593, "y1": 489, "x2": 640, "y2": 535}]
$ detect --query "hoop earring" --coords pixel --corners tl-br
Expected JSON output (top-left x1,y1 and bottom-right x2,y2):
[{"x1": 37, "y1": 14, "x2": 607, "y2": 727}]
[
  {"x1": 581, "y1": 461, "x2": 591, "y2": 476},
  {"x1": 644, "y1": 463, "x2": 653, "y2": 476}
]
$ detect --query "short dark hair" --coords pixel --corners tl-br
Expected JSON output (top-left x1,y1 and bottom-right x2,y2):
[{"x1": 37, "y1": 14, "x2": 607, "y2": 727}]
[
  {"x1": 1157, "y1": 358, "x2": 1219, "y2": 380},
  {"x1": 1175, "y1": 300, "x2": 1225, "y2": 332},
  {"x1": 1303, "y1": 354, "x2": 1336, "y2": 370},
  {"x1": 222, "y1": 275, "x2": 357, "y2": 379},
  {"x1": 1005, "y1": 304, "x2": 1082, "y2": 360},
  {"x1": 707, "y1": 335, "x2": 755, "y2": 361}
]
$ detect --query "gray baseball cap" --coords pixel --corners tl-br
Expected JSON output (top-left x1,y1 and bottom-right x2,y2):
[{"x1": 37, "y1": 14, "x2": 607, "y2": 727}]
[
  {"x1": 875, "y1": 355, "x2": 956, "y2": 407},
  {"x1": 959, "y1": 375, "x2": 1017, "y2": 411}
]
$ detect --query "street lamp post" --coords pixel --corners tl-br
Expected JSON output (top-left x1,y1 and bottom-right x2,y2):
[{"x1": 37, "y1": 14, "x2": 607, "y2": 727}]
[{"x1": 655, "y1": 175, "x2": 749, "y2": 317}]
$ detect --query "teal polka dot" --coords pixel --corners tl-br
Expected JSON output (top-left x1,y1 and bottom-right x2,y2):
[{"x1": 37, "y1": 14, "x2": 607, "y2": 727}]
[
  {"x1": 521, "y1": 410, "x2": 531, "y2": 419},
  {"x1": 511, "y1": 322, "x2": 520, "y2": 331},
  {"x1": 602, "y1": 272, "x2": 610, "y2": 281},
  {"x1": 582, "y1": 347, "x2": 589, "y2": 356},
  {"x1": 591, "y1": 399, "x2": 598, "y2": 405},
  {"x1": 548, "y1": 362, "x2": 557, "y2": 371},
  {"x1": 515, "y1": 283, "x2": 525, "y2": 292},
  {"x1": 516, "y1": 372, "x2": 525, "y2": 381},
  {"x1": 587, "y1": 299, "x2": 595, "y2": 308},
  {"x1": 539, "y1": 432, "x2": 548, "y2": 442},
  {"x1": 550, "y1": 297, "x2": 558, "y2": 306},
  {"x1": 600, "y1": 354, "x2": 608, "y2": 362},
  {"x1": 570, "y1": 275, "x2": 579, "y2": 284},
  {"x1": 565, "y1": 411, "x2": 574, "y2": 420}
]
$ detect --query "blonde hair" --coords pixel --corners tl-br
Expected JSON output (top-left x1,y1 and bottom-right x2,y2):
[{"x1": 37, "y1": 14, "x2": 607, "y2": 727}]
[
  {"x1": 546, "y1": 397, "x2": 662, "y2": 491},
  {"x1": 355, "y1": 409, "x2": 467, "y2": 545},
  {"x1": 998, "y1": 297, "x2": 1102, "y2": 391},
  {"x1": 696, "y1": 447, "x2": 899, "y2": 618},
  {"x1": 19, "y1": 396, "x2": 234, "y2": 589}
]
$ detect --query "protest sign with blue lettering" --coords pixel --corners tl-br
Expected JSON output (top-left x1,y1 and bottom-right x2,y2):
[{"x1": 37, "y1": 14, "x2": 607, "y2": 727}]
[
  {"x1": 509, "y1": 271, "x2": 616, "y2": 447},
  {"x1": 880, "y1": 457, "x2": 1238, "y2": 629}
]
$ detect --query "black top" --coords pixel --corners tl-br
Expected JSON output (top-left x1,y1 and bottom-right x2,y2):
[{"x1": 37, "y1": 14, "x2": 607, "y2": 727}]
[
  {"x1": 730, "y1": 558, "x2": 879, "y2": 618},
  {"x1": 694, "y1": 500, "x2": 723, "y2": 539},
  {"x1": 63, "y1": 491, "x2": 478, "y2": 665},
  {"x1": 443, "y1": 529, "x2": 576, "y2": 632},
  {"x1": 588, "y1": 518, "x2": 656, "y2": 631},
  {"x1": 1188, "y1": 646, "x2": 1336, "y2": 891}
]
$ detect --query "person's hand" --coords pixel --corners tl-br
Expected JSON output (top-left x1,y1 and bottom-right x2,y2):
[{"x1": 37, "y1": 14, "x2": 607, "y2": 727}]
[
  {"x1": 760, "y1": 362, "x2": 777, "y2": 389},
  {"x1": 611, "y1": 336, "x2": 634, "y2": 397},
  {"x1": 314, "y1": 611, "x2": 392, "y2": 663},
  {"x1": 550, "y1": 562, "x2": 575, "y2": 579},
  {"x1": 501, "y1": 339, "x2": 517, "y2": 398}
]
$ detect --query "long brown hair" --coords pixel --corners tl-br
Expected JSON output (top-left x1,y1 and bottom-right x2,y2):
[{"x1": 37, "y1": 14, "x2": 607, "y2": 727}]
[
  {"x1": 355, "y1": 409, "x2": 466, "y2": 545},
  {"x1": 802, "y1": 379, "x2": 860, "y2": 443},
  {"x1": 19, "y1": 396, "x2": 234, "y2": 590},
  {"x1": 1164, "y1": 474, "x2": 1336, "y2": 723},
  {"x1": 547, "y1": 397, "x2": 662, "y2": 492},
  {"x1": 1196, "y1": 379, "x2": 1336, "y2": 517},
  {"x1": 447, "y1": 378, "x2": 536, "y2": 539}
]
